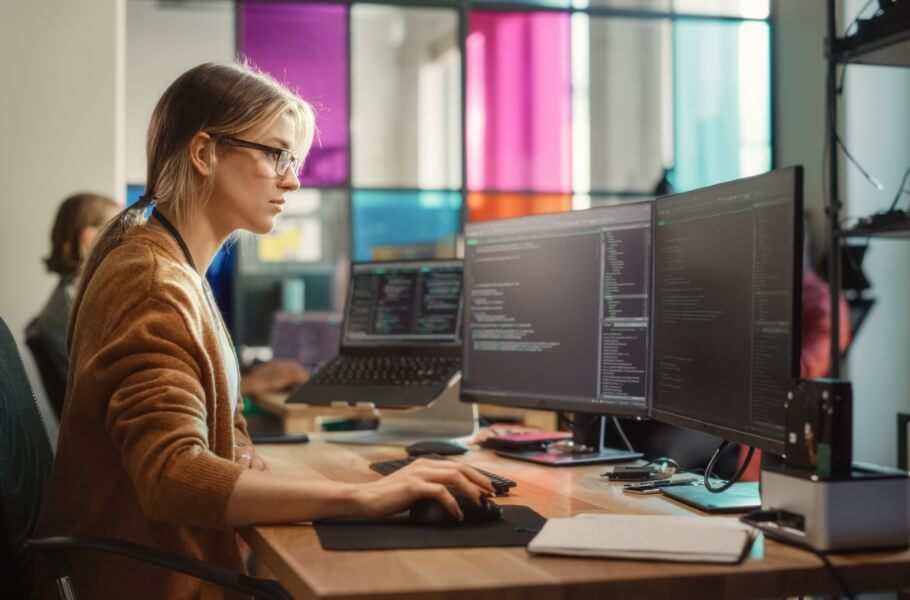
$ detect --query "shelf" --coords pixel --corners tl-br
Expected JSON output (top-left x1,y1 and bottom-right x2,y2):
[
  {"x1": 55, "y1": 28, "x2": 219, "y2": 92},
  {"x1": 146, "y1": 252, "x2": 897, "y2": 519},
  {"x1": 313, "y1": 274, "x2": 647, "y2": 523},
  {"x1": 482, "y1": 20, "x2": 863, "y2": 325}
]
[
  {"x1": 843, "y1": 219, "x2": 910, "y2": 238},
  {"x1": 833, "y1": 21, "x2": 910, "y2": 67}
]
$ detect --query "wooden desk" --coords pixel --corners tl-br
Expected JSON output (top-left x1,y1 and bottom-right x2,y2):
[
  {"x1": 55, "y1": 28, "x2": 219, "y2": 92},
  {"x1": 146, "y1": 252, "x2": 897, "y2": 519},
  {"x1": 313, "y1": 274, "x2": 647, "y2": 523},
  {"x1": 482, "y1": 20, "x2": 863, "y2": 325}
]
[
  {"x1": 251, "y1": 392, "x2": 558, "y2": 434},
  {"x1": 241, "y1": 441, "x2": 910, "y2": 600},
  {"x1": 251, "y1": 392, "x2": 379, "y2": 433}
]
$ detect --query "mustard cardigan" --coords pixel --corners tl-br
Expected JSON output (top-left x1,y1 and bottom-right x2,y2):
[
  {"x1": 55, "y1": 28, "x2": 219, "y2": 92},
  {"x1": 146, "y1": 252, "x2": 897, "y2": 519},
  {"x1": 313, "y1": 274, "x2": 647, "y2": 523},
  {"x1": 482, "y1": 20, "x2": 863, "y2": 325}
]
[{"x1": 40, "y1": 219, "x2": 253, "y2": 600}]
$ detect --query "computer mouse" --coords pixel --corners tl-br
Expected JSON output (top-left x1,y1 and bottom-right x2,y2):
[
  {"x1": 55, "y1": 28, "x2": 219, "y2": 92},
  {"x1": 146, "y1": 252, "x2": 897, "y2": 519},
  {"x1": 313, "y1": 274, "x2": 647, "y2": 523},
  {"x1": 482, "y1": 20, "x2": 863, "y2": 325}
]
[
  {"x1": 408, "y1": 489, "x2": 502, "y2": 527},
  {"x1": 405, "y1": 439, "x2": 469, "y2": 457}
]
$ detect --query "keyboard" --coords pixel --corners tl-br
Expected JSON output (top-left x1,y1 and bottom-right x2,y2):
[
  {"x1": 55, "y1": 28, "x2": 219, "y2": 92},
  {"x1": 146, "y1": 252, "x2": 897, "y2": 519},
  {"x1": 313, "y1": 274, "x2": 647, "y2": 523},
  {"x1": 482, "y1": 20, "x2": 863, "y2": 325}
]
[
  {"x1": 369, "y1": 455, "x2": 517, "y2": 496},
  {"x1": 311, "y1": 355, "x2": 460, "y2": 387}
]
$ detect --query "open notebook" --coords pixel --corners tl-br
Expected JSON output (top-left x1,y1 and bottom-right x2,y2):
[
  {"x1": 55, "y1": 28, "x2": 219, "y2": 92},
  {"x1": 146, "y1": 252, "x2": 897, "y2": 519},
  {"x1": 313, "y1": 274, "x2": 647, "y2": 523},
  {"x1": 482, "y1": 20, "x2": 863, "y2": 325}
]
[{"x1": 527, "y1": 514, "x2": 756, "y2": 564}]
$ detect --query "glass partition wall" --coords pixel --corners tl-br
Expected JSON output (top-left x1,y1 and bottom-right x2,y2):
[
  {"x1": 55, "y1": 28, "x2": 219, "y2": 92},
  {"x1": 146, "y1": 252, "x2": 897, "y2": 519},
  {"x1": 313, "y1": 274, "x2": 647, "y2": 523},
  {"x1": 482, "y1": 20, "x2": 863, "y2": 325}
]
[{"x1": 226, "y1": 0, "x2": 771, "y2": 344}]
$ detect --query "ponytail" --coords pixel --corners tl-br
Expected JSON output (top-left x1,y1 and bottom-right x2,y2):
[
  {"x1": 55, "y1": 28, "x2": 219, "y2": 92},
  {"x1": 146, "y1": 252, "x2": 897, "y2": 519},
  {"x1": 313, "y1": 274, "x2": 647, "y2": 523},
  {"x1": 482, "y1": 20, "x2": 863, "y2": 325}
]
[{"x1": 66, "y1": 194, "x2": 155, "y2": 349}]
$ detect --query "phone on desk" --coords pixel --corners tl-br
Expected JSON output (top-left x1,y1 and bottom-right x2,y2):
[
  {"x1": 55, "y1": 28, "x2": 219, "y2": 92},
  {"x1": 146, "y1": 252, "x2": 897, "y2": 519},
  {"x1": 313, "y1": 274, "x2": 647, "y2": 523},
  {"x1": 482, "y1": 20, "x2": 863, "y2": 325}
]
[
  {"x1": 623, "y1": 478, "x2": 700, "y2": 495},
  {"x1": 603, "y1": 465, "x2": 660, "y2": 482}
]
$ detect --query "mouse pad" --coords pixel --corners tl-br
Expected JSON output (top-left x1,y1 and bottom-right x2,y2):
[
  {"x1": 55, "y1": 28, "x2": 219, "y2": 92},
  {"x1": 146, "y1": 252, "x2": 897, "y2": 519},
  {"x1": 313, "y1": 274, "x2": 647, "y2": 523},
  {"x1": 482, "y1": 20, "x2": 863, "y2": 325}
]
[{"x1": 314, "y1": 505, "x2": 546, "y2": 551}]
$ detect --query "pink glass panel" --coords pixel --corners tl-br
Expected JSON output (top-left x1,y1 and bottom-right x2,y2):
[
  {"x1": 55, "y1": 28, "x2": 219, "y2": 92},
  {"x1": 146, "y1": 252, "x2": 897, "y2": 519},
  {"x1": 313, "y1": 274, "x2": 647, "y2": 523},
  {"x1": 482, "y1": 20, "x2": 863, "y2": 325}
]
[
  {"x1": 239, "y1": 2, "x2": 349, "y2": 186},
  {"x1": 467, "y1": 11, "x2": 572, "y2": 193}
]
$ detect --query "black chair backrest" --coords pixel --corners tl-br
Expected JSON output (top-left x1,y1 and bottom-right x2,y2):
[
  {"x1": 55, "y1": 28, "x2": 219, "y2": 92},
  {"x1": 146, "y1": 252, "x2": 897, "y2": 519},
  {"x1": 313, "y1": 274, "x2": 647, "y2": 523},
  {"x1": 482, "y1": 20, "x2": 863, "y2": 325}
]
[
  {"x1": 0, "y1": 316, "x2": 54, "y2": 595},
  {"x1": 25, "y1": 334, "x2": 67, "y2": 421}
]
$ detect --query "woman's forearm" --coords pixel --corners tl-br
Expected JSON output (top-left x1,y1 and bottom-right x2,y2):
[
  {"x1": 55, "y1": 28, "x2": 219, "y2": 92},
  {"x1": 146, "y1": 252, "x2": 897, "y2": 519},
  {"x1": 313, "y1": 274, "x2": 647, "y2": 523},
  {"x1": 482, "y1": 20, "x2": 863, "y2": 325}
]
[{"x1": 225, "y1": 469, "x2": 362, "y2": 527}]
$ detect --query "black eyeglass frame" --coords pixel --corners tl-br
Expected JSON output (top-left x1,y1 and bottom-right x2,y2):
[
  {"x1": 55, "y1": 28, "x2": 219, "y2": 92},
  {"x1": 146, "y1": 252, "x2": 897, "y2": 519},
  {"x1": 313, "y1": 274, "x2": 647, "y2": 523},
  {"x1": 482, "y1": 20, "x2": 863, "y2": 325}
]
[{"x1": 215, "y1": 135, "x2": 301, "y2": 177}]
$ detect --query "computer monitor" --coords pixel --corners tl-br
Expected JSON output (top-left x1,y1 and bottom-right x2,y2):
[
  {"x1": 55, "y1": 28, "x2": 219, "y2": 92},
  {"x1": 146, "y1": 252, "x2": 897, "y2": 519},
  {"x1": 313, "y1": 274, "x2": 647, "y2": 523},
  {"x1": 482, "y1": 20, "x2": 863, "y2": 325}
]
[
  {"x1": 461, "y1": 202, "x2": 653, "y2": 465},
  {"x1": 651, "y1": 166, "x2": 803, "y2": 511}
]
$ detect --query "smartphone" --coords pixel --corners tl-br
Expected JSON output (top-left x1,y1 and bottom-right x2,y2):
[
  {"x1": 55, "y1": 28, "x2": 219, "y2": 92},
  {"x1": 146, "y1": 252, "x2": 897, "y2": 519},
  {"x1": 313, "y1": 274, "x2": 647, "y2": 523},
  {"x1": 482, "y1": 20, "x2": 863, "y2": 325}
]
[
  {"x1": 622, "y1": 477, "x2": 700, "y2": 494},
  {"x1": 603, "y1": 465, "x2": 660, "y2": 481},
  {"x1": 622, "y1": 484, "x2": 667, "y2": 495}
]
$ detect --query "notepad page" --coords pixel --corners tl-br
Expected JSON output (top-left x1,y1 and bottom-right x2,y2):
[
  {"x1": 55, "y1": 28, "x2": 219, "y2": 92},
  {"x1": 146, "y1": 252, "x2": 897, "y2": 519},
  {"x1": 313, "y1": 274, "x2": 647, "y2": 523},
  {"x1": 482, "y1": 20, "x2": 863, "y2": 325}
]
[{"x1": 528, "y1": 514, "x2": 754, "y2": 563}]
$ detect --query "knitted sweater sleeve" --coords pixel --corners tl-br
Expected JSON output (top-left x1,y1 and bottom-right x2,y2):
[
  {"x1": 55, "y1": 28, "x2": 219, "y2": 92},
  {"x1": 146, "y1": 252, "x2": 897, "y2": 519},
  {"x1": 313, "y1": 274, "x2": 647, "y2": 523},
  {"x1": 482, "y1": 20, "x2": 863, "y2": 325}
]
[{"x1": 99, "y1": 296, "x2": 244, "y2": 529}]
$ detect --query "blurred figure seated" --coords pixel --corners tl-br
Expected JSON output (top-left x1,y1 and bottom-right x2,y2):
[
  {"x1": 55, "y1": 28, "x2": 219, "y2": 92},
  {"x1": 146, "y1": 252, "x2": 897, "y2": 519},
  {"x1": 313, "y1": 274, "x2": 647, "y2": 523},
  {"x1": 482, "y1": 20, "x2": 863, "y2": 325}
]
[{"x1": 26, "y1": 193, "x2": 119, "y2": 418}]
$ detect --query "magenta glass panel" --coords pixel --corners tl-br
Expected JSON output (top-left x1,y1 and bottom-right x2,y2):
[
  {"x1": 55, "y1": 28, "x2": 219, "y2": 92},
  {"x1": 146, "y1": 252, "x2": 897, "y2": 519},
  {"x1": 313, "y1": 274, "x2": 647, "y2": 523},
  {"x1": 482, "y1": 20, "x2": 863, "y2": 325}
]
[
  {"x1": 239, "y1": 2, "x2": 348, "y2": 186},
  {"x1": 466, "y1": 11, "x2": 572, "y2": 193}
]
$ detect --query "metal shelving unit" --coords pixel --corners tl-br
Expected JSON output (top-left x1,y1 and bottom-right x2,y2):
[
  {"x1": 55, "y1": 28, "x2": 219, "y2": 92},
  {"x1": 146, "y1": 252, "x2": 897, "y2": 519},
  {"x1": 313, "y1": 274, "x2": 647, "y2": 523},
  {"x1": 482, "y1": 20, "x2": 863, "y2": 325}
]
[
  {"x1": 833, "y1": 14, "x2": 910, "y2": 67},
  {"x1": 844, "y1": 218, "x2": 910, "y2": 239},
  {"x1": 825, "y1": 0, "x2": 910, "y2": 376}
]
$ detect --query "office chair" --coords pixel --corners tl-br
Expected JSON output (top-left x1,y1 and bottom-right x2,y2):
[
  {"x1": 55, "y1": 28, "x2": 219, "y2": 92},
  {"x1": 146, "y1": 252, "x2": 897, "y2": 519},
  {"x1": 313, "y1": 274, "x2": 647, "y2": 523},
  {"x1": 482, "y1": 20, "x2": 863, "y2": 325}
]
[
  {"x1": 0, "y1": 316, "x2": 290, "y2": 600},
  {"x1": 24, "y1": 332, "x2": 67, "y2": 420}
]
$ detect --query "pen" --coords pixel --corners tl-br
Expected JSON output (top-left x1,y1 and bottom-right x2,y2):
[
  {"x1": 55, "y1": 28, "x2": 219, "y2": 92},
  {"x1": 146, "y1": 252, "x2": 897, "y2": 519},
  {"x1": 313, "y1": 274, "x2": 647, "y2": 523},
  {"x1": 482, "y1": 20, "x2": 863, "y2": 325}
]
[{"x1": 623, "y1": 477, "x2": 699, "y2": 490}]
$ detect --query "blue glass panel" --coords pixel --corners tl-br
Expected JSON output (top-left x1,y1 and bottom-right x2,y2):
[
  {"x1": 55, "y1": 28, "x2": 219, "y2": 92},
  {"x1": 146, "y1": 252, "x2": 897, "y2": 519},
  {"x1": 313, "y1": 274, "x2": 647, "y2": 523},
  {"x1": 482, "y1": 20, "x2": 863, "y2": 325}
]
[
  {"x1": 352, "y1": 191, "x2": 463, "y2": 262},
  {"x1": 672, "y1": 20, "x2": 771, "y2": 192},
  {"x1": 126, "y1": 184, "x2": 145, "y2": 207}
]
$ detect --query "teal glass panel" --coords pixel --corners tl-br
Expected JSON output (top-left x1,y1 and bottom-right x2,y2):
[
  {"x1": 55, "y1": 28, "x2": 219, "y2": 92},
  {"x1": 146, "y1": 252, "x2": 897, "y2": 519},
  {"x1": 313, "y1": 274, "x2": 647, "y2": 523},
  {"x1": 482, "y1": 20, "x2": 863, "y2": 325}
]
[
  {"x1": 352, "y1": 191, "x2": 463, "y2": 261},
  {"x1": 672, "y1": 19, "x2": 771, "y2": 192}
]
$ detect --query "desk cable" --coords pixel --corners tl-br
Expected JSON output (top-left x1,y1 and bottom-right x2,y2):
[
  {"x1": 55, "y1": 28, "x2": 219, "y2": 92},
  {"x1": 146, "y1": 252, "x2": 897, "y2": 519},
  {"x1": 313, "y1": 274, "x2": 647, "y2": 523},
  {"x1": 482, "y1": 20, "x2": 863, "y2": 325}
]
[
  {"x1": 741, "y1": 510, "x2": 856, "y2": 600},
  {"x1": 703, "y1": 440, "x2": 754, "y2": 493}
]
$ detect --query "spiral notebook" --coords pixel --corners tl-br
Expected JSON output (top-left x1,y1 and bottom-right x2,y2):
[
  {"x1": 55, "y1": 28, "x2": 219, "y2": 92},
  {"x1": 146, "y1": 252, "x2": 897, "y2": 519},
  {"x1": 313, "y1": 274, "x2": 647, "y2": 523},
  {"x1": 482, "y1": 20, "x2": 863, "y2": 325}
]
[{"x1": 527, "y1": 513, "x2": 755, "y2": 564}]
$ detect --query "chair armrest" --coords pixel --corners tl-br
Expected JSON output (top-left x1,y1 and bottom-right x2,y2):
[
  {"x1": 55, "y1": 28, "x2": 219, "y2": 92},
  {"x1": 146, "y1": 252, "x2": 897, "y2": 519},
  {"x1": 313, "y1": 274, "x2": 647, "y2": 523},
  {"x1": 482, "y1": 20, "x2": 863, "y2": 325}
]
[{"x1": 25, "y1": 536, "x2": 290, "y2": 600}]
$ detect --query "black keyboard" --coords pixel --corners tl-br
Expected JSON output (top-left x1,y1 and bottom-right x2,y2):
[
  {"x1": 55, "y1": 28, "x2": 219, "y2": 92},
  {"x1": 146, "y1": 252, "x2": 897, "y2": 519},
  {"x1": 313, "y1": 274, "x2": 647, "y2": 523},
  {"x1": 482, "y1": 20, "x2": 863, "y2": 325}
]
[
  {"x1": 369, "y1": 455, "x2": 516, "y2": 496},
  {"x1": 311, "y1": 355, "x2": 460, "y2": 386}
]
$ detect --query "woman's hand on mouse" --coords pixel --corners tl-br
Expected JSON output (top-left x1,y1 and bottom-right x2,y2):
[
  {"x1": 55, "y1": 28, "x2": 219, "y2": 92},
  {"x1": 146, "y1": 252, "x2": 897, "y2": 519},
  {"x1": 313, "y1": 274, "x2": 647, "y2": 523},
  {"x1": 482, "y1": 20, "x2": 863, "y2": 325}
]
[{"x1": 353, "y1": 459, "x2": 495, "y2": 520}]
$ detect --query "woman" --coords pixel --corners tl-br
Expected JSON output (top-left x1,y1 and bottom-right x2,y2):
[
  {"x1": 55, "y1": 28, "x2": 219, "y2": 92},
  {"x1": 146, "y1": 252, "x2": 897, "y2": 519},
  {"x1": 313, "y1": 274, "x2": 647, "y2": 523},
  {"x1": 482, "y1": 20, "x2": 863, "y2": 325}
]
[
  {"x1": 40, "y1": 62, "x2": 492, "y2": 599},
  {"x1": 26, "y1": 193, "x2": 119, "y2": 416}
]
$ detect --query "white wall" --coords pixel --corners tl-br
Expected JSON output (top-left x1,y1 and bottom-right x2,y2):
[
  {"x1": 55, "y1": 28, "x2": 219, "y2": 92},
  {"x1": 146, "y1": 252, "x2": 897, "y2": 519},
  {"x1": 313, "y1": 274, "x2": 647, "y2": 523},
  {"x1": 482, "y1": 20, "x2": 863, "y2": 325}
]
[
  {"x1": 125, "y1": 0, "x2": 234, "y2": 184},
  {"x1": 0, "y1": 0, "x2": 126, "y2": 441},
  {"x1": 0, "y1": 0, "x2": 125, "y2": 344}
]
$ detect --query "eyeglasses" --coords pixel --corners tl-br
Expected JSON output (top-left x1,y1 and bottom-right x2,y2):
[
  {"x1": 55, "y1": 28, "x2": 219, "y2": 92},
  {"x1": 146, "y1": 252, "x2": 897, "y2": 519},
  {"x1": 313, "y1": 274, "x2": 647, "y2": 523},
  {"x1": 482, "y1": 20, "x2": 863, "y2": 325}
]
[{"x1": 216, "y1": 135, "x2": 301, "y2": 178}]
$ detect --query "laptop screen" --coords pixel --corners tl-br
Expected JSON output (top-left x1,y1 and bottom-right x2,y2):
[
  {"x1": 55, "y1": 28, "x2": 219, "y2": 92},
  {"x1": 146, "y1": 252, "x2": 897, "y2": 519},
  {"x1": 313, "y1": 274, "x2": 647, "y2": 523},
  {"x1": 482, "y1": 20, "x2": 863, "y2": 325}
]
[{"x1": 342, "y1": 260, "x2": 463, "y2": 347}]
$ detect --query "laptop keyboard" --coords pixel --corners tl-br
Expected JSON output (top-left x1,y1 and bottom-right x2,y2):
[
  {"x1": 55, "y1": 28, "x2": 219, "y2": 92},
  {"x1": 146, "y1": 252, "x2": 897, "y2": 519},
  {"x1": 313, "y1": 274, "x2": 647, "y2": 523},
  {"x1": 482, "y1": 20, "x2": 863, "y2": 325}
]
[
  {"x1": 311, "y1": 355, "x2": 460, "y2": 386},
  {"x1": 369, "y1": 455, "x2": 517, "y2": 496}
]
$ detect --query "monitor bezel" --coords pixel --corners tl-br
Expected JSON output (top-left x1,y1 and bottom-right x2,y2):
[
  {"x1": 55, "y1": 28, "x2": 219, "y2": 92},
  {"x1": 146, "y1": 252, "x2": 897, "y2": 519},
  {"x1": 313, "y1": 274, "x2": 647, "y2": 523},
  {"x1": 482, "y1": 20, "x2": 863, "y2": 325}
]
[
  {"x1": 459, "y1": 201, "x2": 655, "y2": 420},
  {"x1": 650, "y1": 166, "x2": 804, "y2": 456}
]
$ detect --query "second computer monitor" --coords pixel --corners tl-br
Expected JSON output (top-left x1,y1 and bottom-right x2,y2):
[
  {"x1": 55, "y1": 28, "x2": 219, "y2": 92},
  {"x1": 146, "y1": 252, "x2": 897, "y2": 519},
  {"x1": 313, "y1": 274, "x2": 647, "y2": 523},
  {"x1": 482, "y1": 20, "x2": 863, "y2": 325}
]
[{"x1": 651, "y1": 166, "x2": 803, "y2": 456}]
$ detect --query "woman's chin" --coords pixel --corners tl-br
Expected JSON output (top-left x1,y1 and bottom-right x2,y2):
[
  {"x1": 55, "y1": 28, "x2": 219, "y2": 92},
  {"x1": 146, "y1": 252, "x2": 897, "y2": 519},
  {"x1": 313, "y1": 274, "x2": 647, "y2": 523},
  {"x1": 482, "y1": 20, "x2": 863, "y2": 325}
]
[{"x1": 248, "y1": 217, "x2": 277, "y2": 236}]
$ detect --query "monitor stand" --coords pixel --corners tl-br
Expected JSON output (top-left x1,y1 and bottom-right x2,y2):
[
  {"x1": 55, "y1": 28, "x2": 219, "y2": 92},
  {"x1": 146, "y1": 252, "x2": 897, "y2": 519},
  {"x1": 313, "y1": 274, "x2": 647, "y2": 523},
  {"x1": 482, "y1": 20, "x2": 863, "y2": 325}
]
[
  {"x1": 495, "y1": 414, "x2": 642, "y2": 466},
  {"x1": 325, "y1": 380, "x2": 478, "y2": 447}
]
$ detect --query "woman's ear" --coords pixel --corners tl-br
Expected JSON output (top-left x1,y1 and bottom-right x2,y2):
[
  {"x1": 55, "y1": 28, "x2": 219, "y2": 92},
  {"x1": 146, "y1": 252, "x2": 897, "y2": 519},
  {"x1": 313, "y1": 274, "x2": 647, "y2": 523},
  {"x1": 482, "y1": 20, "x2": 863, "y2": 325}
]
[{"x1": 188, "y1": 131, "x2": 215, "y2": 177}]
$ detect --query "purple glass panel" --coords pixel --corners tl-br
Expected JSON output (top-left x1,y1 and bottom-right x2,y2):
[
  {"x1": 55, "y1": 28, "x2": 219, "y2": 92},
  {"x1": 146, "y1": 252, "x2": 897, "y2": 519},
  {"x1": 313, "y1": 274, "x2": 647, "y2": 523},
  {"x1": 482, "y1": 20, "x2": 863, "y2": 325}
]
[
  {"x1": 467, "y1": 11, "x2": 572, "y2": 193},
  {"x1": 239, "y1": 2, "x2": 349, "y2": 186}
]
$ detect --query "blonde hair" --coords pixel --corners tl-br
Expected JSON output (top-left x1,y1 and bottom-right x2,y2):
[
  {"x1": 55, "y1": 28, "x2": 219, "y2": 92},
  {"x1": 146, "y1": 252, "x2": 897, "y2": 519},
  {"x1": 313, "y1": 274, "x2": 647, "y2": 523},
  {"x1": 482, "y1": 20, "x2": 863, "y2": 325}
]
[{"x1": 68, "y1": 62, "x2": 315, "y2": 345}]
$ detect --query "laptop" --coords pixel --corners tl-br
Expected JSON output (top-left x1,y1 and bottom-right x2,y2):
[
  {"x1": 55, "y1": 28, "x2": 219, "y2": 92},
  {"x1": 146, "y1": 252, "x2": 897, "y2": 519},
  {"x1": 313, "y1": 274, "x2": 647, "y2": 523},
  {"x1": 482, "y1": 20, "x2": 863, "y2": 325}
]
[{"x1": 287, "y1": 260, "x2": 463, "y2": 408}]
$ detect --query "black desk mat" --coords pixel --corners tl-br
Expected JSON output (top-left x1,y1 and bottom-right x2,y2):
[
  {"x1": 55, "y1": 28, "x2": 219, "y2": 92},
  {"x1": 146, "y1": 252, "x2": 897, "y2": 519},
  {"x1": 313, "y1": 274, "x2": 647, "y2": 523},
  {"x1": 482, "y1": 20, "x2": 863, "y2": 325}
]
[{"x1": 314, "y1": 505, "x2": 545, "y2": 551}]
